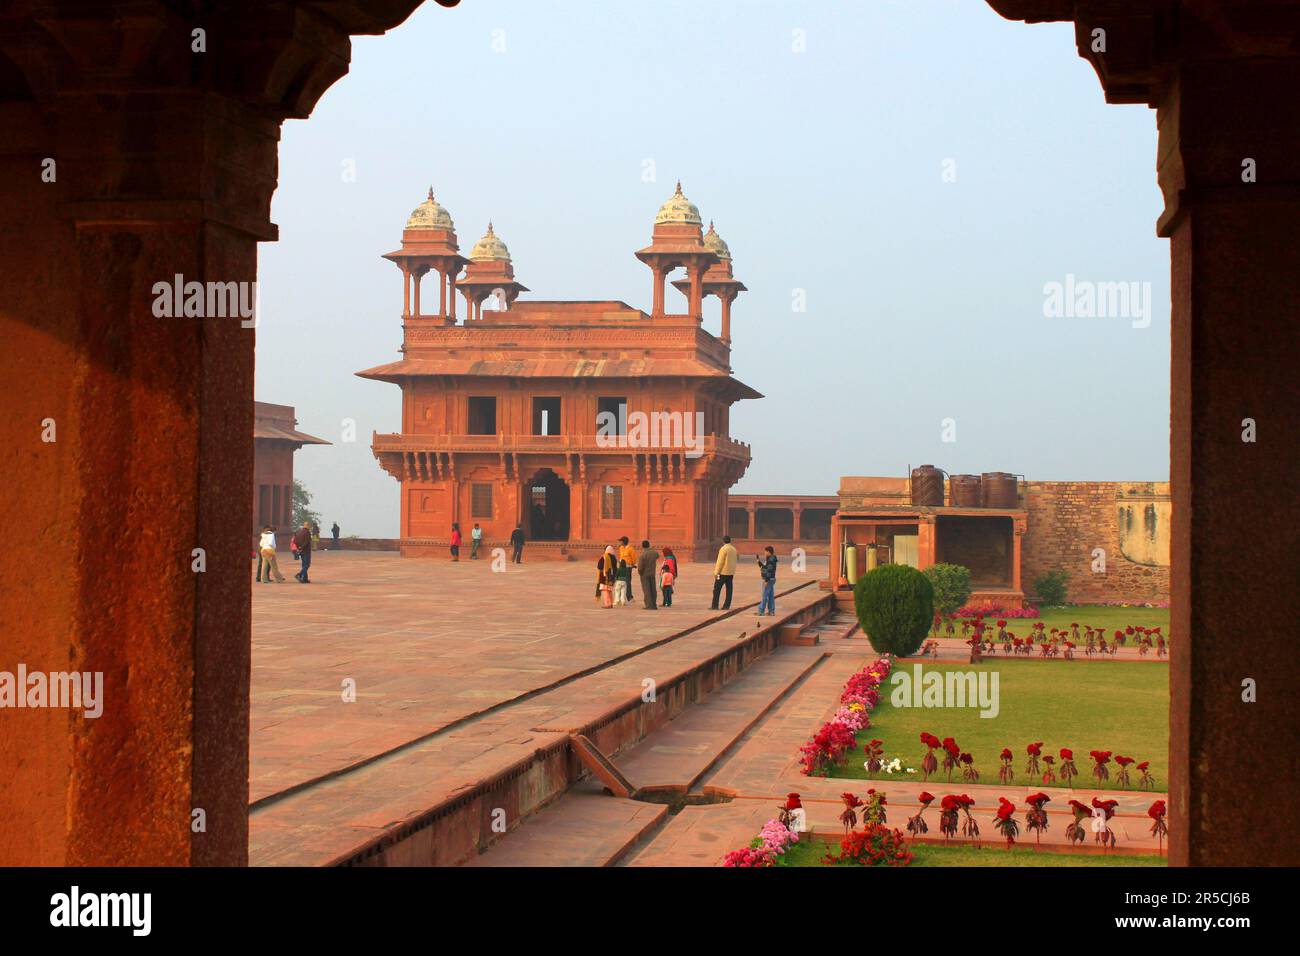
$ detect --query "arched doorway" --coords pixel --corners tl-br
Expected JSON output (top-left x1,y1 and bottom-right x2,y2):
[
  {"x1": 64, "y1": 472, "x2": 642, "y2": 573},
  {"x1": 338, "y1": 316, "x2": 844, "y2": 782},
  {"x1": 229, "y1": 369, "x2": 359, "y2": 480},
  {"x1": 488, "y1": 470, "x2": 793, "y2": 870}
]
[{"x1": 528, "y1": 469, "x2": 570, "y2": 541}]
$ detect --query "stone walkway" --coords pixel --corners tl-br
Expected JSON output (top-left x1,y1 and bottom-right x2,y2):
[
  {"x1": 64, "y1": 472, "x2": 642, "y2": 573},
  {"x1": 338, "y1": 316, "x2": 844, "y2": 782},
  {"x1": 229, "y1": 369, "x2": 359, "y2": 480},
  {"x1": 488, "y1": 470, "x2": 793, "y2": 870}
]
[
  {"x1": 251, "y1": 550, "x2": 826, "y2": 803},
  {"x1": 248, "y1": 551, "x2": 828, "y2": 865}
]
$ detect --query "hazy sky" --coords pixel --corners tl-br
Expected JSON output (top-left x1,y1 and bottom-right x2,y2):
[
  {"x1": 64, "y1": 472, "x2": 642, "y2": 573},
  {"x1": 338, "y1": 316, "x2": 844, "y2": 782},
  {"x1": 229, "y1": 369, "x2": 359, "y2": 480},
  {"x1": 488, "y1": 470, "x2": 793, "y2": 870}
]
[{"x1": 256, "y1": 0, "x2": 1171, "y2": 538}]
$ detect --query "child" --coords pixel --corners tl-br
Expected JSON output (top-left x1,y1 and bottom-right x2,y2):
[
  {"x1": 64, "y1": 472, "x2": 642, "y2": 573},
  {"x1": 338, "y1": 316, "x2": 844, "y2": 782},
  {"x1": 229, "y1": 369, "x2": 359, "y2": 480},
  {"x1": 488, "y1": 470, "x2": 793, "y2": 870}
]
[
  {"x1": 614, "y1": 559, "x2": 631, "y2": 606},
  {"x1": 660, "y1": 563, "x2": 675, "y2": 607}
]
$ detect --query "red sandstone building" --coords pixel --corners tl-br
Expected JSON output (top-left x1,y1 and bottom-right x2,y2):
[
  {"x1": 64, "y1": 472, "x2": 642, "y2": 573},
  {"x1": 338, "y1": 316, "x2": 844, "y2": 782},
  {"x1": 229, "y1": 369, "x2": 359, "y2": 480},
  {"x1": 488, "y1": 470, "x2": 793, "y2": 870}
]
[
  {"x1": 253, "y1": 402, "x2": 329, "y2": 543},
  {"x1": 359, "y1": 184, "x2": 760, "y2": 559},
  {"x1": 827, "y1": 471, "x2": 1170, "y2": 608}
]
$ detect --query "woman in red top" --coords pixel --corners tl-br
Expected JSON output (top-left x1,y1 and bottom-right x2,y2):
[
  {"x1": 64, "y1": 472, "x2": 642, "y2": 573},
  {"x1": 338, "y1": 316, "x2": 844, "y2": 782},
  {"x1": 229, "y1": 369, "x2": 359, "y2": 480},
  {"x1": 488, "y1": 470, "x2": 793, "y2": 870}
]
[{"x1": 450, "y1": 523, "x2": 462, "y2": 561}]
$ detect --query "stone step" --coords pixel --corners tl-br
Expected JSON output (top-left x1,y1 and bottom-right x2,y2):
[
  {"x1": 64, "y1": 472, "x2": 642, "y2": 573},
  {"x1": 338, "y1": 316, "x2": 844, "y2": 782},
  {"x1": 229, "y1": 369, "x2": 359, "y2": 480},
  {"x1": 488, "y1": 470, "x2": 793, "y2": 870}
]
[
  {"x1": 612, "y1": 646, "x2": 830, "y2": 793},
  {"x1": 250, "y1": 585, "x2": 835, "y2": 866},
  {"x1": 465, "y1": 642, "x2": 838, "y2": 867},
  {"x1": 462, "y1": 785, "x2": 668, "y2": 868}
]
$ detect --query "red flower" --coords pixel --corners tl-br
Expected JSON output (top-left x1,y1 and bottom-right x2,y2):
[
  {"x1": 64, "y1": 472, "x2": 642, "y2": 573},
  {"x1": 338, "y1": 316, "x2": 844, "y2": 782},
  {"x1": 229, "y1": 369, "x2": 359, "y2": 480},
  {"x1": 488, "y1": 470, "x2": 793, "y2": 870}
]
[
  {"x1": 1000, "y1": 748, "x2": 1012, "y2": 761},
  {"x1": 918, "y1": 791, "x2": 935, "y2": 806},
  {"x1": 942, "y1": 737, "x2": 960, "y2": 757},
  {"x1": 1042, "y1": 754, "x2": 1055, "y2": 764},
  {"x1": 1024, "y1": 792, "x2": 1051, "y2": 809},
  {"x1": 1060, "y1": 748, "x2": 1073, "y2": 760},
  {"x1": 1114, "y1": 630, "x2": 1124, "y2": 639},
  {"x1": 1147, "y1": 799, "x2": 1167, "y2": 820},
  {"x1": 996, "y1": 620, "x2": 1007, "y2": 628},
  {"x1": 1115, "y1": 755, "x2": 1134, "y2": 766},
  {"x1": 1089, "y1": 750, "x2": 1112, "y2": 764},
  {"x1": 841, "y1": 792, "x2": 863, "y2": 808},
  {"x1": 1026, "y1": 741, "x2": 1043, "y2": 756},
  {"x1": 940, "y1": 795, "x2": 960, "y2": 811},
  {"x1": 785, "y1": 793, "x2": 802, "y2": 810},
  {"x1": 920, "y1": 732, "x2": 941, "y2": 749},
  {"x1": 1136, "y1": 761, "x2": 1149, "y2": 771},
  {"x1": 1091, "y1": 797, "x2": 1118, "y2": 818}
]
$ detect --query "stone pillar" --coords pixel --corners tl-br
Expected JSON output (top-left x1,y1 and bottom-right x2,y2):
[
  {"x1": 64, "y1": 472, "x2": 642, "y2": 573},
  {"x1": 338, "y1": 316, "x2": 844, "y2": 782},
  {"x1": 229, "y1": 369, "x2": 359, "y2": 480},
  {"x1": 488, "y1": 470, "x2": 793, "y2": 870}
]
[
  {"x1": 791, "y1": 505, "x2": 802, "y2": 542},
  {"x1": 720, "y1": 293, "x2": 733, "y2": 345},
  {"x1": 0, "y1": 0, "x2": 434, "y2": 866},
  {"x1": 987, "y1": 0, "x2": 1300, "y2": 870},
  {"x1": 1157, "y1": 60, "x2": 1300, "y2": 867},
  {"x1": 412, "y1": 268, "x2": 423, "y2": 318},
  {"x1": 402, "y1": 265, "x2": 411, "y2": 317},
  {"x1": 746, "y1": 503, "x2": 756, "y2": 541},
  {"x1": 917, "y1": 517, "x2": 936, "y2": 571}
]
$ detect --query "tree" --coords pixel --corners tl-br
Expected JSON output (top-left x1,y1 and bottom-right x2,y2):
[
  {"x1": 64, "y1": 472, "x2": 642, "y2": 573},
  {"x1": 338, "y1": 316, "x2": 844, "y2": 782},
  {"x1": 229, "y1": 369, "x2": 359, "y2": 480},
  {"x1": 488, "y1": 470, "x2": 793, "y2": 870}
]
[
  {"x1": 853, "y1": 563, "x2": 934, "y2": 657},
  {"x1": 292, "y1": 479, "x2": 321, "y2": 530},
  {"x1": 923, "y1": 563, "x2": 972, "y2": 616}
]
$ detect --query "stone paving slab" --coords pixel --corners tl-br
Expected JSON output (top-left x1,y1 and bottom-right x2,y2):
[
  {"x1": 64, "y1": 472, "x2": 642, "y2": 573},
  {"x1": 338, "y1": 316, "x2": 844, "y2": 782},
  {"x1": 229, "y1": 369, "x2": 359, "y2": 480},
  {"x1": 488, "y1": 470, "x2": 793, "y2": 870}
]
[
  {"x1": 251, "y1": 551, "x2": 826, "y2": 802},
  {"x1": 249, "y1": 576, "x2": 829, "y2": 865}
]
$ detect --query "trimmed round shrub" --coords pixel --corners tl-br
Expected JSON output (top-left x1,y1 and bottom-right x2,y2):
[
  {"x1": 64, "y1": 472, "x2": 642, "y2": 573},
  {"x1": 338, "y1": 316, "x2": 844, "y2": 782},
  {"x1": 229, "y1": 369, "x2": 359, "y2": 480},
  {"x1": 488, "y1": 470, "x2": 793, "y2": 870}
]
[
  {"x1": 1032, "y1": 569, "x2": 1069, "y2": 606},
  {"x1": 923, "y1": 563, "x2": 972, "y2": 617},
  {"x1": 853, "y1": 564, "x2": 934, "y2": 657}
]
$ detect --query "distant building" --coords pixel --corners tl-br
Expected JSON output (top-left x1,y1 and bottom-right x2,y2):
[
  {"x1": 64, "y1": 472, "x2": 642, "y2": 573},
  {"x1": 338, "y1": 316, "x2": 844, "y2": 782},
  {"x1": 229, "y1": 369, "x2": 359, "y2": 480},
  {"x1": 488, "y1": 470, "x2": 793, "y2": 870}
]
[
  {"x1": 253, "y1": 402, "x2": 329, "y2": 542},
  {"x1": 359, "y1": 184, "x2": 760, "y2": 560}
]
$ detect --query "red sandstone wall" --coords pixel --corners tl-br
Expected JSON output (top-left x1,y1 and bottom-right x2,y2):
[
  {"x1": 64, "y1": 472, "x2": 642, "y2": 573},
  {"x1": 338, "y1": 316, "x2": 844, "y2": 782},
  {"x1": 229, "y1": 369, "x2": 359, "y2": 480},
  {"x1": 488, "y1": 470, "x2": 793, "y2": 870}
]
[{"x1": 1021, "y1": 481, "x2": 1170, "y2": 604}]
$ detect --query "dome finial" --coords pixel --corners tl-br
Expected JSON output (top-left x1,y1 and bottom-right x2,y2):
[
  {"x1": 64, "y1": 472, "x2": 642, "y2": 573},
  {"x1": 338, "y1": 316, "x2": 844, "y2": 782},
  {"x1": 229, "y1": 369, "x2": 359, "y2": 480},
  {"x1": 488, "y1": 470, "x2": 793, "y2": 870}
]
[
  {"x1": 427, "y1": 186, "x2": 434, "y2": 200},
  {"x1": 654, "y1": 181, "x2": 702, "y2": 226}
]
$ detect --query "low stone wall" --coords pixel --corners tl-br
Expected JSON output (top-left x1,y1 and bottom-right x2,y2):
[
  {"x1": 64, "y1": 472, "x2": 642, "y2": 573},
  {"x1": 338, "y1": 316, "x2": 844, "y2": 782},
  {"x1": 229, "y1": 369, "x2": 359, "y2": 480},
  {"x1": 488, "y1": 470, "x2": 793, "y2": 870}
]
[{"x1": 338, "y1": 590, "x2": 833, "y2": 866}]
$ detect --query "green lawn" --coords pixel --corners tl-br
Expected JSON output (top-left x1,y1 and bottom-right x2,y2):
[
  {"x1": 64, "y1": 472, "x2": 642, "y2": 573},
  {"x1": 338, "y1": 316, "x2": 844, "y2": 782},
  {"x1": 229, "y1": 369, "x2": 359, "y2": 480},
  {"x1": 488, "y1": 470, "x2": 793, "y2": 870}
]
[
  {"x1": 778, "y1": 838, "x2": 1165, "y2": 867},
  {"x1": 829, "y1": 659, "x2": 1169, "y2": 789},
  {"x1": 941, "y1": 605, "x2": 1170, "y2": 642},
  {"x1": 1028, "y1": 605, "x2": 1169, "y2": 639}
]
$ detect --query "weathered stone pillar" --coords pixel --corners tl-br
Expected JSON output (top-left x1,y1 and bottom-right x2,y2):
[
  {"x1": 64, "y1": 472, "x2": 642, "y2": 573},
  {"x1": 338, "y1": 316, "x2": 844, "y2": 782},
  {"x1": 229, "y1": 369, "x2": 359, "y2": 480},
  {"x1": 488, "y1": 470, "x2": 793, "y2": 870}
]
[
  {"x1": 1157, "y1": 58, "x2": 1300, "y2": 867},
  {"x1": 0, "y1": 0, "x2": 435, "y2": 866},
  {"x1": 987, "y1": 0, "x2": 1300, "y2": 866}
]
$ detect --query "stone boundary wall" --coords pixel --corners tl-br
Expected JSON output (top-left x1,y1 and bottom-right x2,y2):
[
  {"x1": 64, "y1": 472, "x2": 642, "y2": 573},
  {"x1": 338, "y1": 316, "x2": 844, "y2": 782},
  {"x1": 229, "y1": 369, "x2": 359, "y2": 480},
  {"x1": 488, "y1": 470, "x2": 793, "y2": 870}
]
[{"x1": 1021, "y1": 481, "x2": 1170, "y2": 605}]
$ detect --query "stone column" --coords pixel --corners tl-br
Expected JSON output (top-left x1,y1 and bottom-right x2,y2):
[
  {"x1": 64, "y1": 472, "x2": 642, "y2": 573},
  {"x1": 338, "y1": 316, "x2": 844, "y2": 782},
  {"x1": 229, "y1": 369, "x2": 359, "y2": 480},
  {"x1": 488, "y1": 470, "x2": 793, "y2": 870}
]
[
  {"x1": 746, "y1": 503, "x2": 756, "y2": 541},
  {"x1": 0, "y1": 1, "x2": 431, "y2": 866},
  {"x1": 1157, "y1": 60, "x2": 1300, "y2": 867},
  {"x1": 986, "y1": 0, "x2": 1300, "y2": 866}
]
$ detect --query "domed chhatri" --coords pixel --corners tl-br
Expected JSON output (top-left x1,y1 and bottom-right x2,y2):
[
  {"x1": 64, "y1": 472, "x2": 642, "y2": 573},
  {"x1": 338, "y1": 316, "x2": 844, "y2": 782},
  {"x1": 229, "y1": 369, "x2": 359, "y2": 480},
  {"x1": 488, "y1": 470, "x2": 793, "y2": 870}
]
[
  {"x1": 654, "y1": 181, "x2": 703, "y2": 226},
  {"x1": 405, "y1": 186, "x2": 455, "y2": 231},
  {"x1": 469, "y1": 222, "x2": 511, "y2": 262},
  {"x1": 703, "y1": 221, "x2": 731, "y2": 261}
]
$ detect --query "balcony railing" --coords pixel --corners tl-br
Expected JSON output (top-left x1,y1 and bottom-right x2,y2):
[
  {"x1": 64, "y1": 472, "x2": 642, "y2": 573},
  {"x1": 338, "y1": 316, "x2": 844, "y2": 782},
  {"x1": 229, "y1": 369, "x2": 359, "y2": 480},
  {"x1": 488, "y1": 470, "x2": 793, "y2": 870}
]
[{"x1": 372, "y1": 431, "x2": 751, "y2": 459}]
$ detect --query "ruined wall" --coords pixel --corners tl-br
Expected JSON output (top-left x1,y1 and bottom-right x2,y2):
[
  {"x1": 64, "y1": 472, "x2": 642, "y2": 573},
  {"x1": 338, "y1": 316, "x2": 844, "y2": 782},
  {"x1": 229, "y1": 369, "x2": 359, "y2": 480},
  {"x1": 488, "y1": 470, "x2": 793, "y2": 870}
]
[{"x1": 1021, "y1": 481, "x2": 1170, "y2": 604}]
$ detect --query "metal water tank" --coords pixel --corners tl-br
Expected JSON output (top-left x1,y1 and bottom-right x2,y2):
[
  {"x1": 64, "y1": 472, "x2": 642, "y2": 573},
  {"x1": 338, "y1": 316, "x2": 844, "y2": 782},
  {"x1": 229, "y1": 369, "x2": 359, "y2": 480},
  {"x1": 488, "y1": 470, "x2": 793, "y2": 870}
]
[
  {"x1": 910, "y1": 465, "x2": 945, "y2": 507},
  {"x1": 949, "y1": 474, "x2": 982, "y2": 507},
  {"x1": 981, "y1": 472, "x2": 1019, "y2": 508}
]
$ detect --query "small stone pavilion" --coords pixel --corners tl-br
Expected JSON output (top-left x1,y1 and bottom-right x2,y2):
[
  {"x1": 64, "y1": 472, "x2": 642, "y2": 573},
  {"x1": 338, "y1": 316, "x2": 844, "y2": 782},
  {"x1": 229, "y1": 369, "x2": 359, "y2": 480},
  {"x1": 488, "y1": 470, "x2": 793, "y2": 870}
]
[
  {"x1": 358, "y1": 184, "x2": 760, "y2": 559},
  {"x1": 828, "y1": 475, "x2": 1028, "y2": 608}
]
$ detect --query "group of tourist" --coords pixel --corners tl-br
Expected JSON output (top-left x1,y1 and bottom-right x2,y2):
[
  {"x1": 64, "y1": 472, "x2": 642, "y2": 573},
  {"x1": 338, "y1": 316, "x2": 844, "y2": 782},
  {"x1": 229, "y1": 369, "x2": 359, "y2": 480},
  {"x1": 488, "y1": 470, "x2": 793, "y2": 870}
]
[
  {"x1": 254, "y1": 520, "x2": 342, "y2": 584},
  {"x1": 590, "y1": 534, "x2": 779, "y2": 616},
  {"x1": 447, "y1": 522, "x2": 525, "y2": 562}
]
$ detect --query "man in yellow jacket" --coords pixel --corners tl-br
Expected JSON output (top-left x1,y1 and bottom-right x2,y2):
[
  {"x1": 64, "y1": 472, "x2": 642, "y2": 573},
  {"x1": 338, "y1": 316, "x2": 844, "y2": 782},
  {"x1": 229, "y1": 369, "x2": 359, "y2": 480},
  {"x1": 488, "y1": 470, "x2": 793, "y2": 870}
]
[
  {"x1": 711, "y1": 535, "x2": 738, "y2": 610},
  {"x1": 618, "y1": 536, "x2": 638, "y2": 603}
]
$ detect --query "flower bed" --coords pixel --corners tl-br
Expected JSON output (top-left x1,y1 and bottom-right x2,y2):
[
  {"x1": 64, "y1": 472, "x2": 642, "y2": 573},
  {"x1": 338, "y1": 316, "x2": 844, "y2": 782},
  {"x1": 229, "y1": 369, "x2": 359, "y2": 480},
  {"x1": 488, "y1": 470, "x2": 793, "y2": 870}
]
[
  {"x1": 798, "y1": 654, "x2": 894, "y2": 776},
  {"x1": 721, "y1": 818, "x2": 801, "y2": 867}
]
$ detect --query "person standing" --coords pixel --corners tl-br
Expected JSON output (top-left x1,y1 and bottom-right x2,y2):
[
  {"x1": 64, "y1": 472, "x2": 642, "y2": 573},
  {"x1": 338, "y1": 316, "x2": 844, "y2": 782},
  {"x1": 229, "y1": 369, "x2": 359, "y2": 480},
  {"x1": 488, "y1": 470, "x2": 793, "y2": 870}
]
[
  {"x1": 660, "y1": 547, "x2": 679, "y2": 607},
  {"x1": 293, "y1": 522, "x2": 313, "y2": 583},
  {"x1": 711, "y1": 535, "x2": 738, "y2": 610},
  {"x1": 757, "y1": 545, "x2": 778, "y2": 617},
  {"x1": 258, "y1": 526, "x2": 285, "y2": 583},
  {"x1": 636, "y1": 540, "x2": 659, "y2": 610},
  {"x1": 470, "y1": 523, "x2": 483, "y2": 559},
  {"x1": 449, "y1": 523, "x2": 462, "y2": 561},
  {"x1": 596, "y1": 546, "x2": 616, "y2": 606},
  {"x1": 618, "y1": 536, "x2": 637, "y2": 603},
  {"x1": 510, "y1": 524, "x2": 525, "y2": 563},
  {"x1": 331, "y1": 521, "x2": 340, "y2": 549}
]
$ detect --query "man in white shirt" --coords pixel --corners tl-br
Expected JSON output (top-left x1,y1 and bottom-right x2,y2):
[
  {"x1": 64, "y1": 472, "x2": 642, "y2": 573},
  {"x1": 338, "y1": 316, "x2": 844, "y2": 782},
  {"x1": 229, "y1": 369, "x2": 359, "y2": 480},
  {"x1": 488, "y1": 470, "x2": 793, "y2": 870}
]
[{"x1": 258, "y1": 526, "x2": 285, "y2": 583}]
